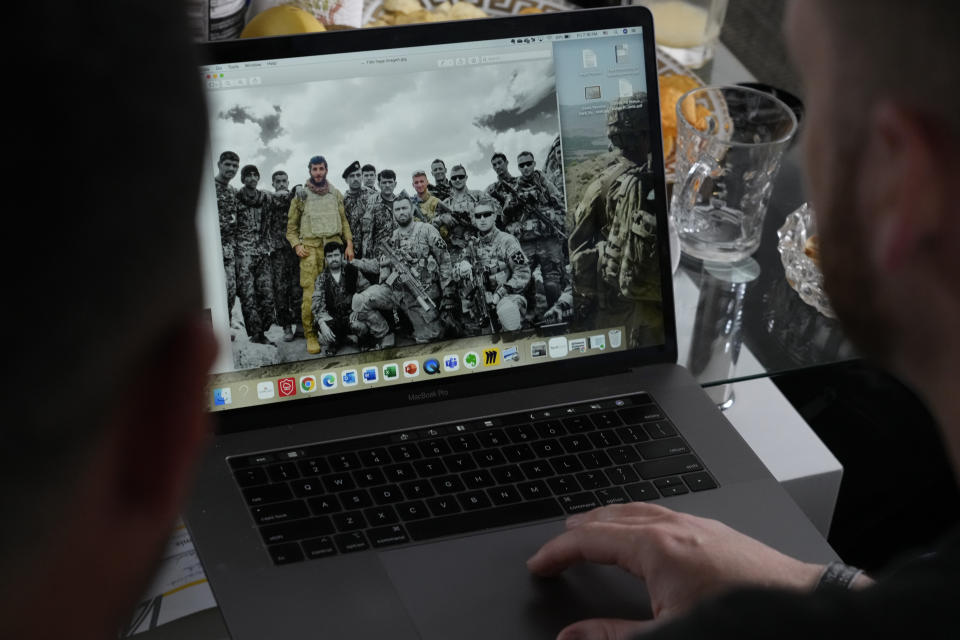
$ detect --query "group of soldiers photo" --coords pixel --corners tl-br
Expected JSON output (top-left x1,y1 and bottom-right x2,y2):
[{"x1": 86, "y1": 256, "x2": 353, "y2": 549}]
[
  {"x1": 215, "y1": 94, "x2": 663, "y2": 367},
  {"x1": 216, "y1": 143, "x2": 574, "y2": 364}
]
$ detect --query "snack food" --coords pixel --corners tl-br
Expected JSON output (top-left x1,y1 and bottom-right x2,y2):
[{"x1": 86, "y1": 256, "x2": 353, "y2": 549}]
[
  {"x1": 804, "y1": 234, "x2": 821, "y2": 267},
  {"x1": 242, "y1": 5, "x2": 326, "y2": 37},
  {"x1": 365, "y1": 0, "x2": 488, "y2": 27},
  {"x1": 658, "y1": 72, "x2": 700, "y2": 161}
]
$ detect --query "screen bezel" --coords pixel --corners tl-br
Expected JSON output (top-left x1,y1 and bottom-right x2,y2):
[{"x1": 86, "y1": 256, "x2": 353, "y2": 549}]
[{"x1": 201, "y1": 6, "x2": 678, "y2": 435}]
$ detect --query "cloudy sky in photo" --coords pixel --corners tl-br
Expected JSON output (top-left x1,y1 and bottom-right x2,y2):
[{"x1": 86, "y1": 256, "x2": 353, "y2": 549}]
[{"x1": 208, "y1": 59, "x2": 559, "y2": 195}]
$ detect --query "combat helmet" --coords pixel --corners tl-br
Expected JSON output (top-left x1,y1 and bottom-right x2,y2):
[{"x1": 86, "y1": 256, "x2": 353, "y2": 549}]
[{"x1": 606, "y1": 93, "x2": 650, "y2": 159}]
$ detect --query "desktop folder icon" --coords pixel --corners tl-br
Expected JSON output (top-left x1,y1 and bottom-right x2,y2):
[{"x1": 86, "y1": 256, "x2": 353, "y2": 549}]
[{"x1": 483, "y1": 348, "x2": 501, "y2": 366}]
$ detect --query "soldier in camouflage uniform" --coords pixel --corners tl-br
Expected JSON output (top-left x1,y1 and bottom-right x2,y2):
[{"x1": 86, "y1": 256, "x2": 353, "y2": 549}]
[
  {"x1": 411, "y1": 170, "x2": 440, "y2": 223},
  {"x1": 287, "y1": 155, "x2": 354, "y2": 354},
  {"x1": 341, "y1": 161, "x2": 369, "y2": 259},
  {"x1": 310, "y1": 241, "x2": 378, "y2": 355},
  {"x1": 352, "y1": 198, "x2": 455, "y2": 345},
  {"x1": 362, "y1": 169, "x2": 400, "y2": 261},
  {"x1": 453, "y1": 198, "x2": 531, "y2": 336},
  {"x1": 507, "y1": 150, "x2": 567, "y2": 315},
  {"x1": 214, "y1": 151, "x2": 240, "y2": 317},
  {"x1": 544, "y1": 135, "x2": 565, "y2": 197},
  {"x1": 429, "y1": 159, "x2": 452, "y2": 202},
  {"x1": 265, "y1": 170, "x2": 298, "y2": 342},
  {"x1": 434, "y1": 165, "x2": 484, "y2": 263},
  {"x1": 568, "y1": 94, "x2": 662, "y2": 347},
  {"x1": 235, "y1": 164, "x2": 276, "y2": 344},
  {"x1": 543, "y1": 265, "x2": 573, "y2": 324},
  {"x1": 485, "y1": 152, "x2": 519, "y2": 228}
]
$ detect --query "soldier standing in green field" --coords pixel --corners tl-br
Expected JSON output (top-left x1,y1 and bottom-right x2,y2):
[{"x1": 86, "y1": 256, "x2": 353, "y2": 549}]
[{"x1": 286, "y1": 155, "x2": 354, "y2": 354}]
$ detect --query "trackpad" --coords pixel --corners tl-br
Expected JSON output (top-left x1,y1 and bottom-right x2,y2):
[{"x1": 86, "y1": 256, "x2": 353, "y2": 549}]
[{"x1": 380, "y1": 521, "x2": 652, "y2": 640}]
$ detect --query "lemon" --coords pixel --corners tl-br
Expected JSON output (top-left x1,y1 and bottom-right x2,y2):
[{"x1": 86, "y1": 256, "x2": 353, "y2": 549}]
[{"x1": 241, "y1": 5, "x2": 326, "y2": 38}]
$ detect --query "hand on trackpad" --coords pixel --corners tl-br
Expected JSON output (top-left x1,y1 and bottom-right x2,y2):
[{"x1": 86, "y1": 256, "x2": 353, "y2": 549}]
[{"x1": 379, "y1": 520, "x2": 651, "y2": 640}]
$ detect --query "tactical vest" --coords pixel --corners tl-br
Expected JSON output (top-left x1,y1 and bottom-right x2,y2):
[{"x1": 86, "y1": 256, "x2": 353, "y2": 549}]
[{"x1": 299, "y1": 189, "x2": 342, "y2": 240}]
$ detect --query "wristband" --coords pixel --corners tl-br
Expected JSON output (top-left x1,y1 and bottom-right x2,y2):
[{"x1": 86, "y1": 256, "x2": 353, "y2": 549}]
[{"x1": 816, "y1": 561, "x2": 863, "y2": 591}]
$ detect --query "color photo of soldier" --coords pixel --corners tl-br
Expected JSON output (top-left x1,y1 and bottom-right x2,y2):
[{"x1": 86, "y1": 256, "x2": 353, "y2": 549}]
[{"x1": 566, "y1": 94, "x2": 664, "y2": 348}]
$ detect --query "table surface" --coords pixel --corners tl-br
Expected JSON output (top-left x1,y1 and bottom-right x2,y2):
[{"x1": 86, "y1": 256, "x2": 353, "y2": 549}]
[{"x1": 671, "y1": 46, "x2": 857, "y2": 389}]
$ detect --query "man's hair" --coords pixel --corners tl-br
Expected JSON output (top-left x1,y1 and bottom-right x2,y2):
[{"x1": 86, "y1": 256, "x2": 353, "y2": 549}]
[
  {"x1": 813, "y1": 0, "x2": 960, "y2": 138},
  {"x1": 491, "y1": 152, "x2": 507, "y2": 164},
  {"x1": 361, "y1": 164, "x2": 376, "y2": 173},
  {"x1": 324, "y1": 241, "x2": 344, "y2": 255},
  {"x1": 4, "y1": 0, "x2": 207, "y2": 582},
  {"x1": 378, "y1": 169, "x2": 396, "y2": 182},
  {"x1": 412, "y1": 170, "x2": 428, "y2": 180},
  {"x1": 517, "y1": 151, "x2": 534, "y2": 161},
  {"x1": 431, "y1": 159, "x2": 446, "y2": 168},
  {"x1": 241, "y1": 164, "x2": 260, "y2": 181},
  {"x1": 474, "y1": 195, "x2": 497, "y2": 211},
  {"x1": 393, "y1": 196, "x2": 412, "y2": 209},
  {"x1": 271, "y1": 170, "x2": 287, "y2": 181},
  {"x1": 219, "y1": 150, "x2": 239, "y2": 163},
  {"x1": 450, "y1": 164, "x2": 466, "y2": 175},
  {"x1": 308, "y1": 155, "x2": 327, "y2": 169}
]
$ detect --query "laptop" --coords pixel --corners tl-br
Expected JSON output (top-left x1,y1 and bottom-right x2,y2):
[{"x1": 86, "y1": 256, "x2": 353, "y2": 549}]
[{"x1": 186, "y1": 7, "x2": 836, "y2": 639}]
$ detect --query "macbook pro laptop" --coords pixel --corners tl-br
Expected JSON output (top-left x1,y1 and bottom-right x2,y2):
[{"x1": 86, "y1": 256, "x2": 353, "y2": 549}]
[{"x1": 185, "y1": 7, "x2": 836, "y2": 639}]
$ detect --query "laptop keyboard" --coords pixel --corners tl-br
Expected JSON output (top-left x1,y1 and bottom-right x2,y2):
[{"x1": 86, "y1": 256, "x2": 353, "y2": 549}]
[{"x1": 228, "y1": 393, "x2": 719, "y2": 565}]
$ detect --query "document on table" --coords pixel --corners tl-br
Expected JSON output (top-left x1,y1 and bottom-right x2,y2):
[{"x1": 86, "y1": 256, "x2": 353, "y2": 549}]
[{"x1": 121, "y1": 520, "x2": 217, "y2": 636}]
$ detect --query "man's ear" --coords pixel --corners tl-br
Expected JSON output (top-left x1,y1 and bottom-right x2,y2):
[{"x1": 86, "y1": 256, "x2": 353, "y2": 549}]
[
  {"x1": 856, "y1": 102, "x2": 947, "y2": 273},
  {"x1": 110, "y1": 316, "x2": 218, "y2": 527}
]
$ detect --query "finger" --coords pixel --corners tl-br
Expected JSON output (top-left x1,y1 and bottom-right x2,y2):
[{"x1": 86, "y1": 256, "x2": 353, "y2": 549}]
[
  {"x1": 556, "y1": 618, "x2": 660, "y2": 640},
  {"x1": 527, "y1": 522, "x2": 647, "y2": 577},
  {"x1": 565, "y1": 502, "x2": 674, "y2": 529}
]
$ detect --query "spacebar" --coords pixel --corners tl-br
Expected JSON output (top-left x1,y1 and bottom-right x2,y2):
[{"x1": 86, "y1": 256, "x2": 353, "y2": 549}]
[{"x1": 406, "y1": 499, "x2": 564, "y2": 541}]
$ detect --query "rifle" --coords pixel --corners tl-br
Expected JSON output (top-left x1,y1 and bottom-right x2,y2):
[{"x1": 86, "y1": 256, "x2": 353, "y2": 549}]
[
  {"x1": 499, "y1": 179, "x2": 567, "y2": 241},
  {"x1": 465, "y1": 238, "x2": 497, "y2": 334},
  {"x1": 431, "y1": 198, "x2": 474, "y2": 227},
  {"x1": 378, "y1": 242, "x2": 436, "y2": 312}
]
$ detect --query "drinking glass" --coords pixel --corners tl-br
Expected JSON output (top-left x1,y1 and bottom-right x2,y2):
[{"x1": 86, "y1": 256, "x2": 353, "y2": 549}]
[
  {"x1": 641, "y1": 0, "x2": 729, "y2": 69},
  {"x1": 671, "y1": 85, "x2": 798, "y2": 263}
]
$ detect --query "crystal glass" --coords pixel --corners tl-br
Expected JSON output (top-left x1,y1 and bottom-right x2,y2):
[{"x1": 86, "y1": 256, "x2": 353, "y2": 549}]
[
  {"x1": 777, "y1": 203, "x2": 836, "y2": 318},
  {"x1": 640, "y1": 0, "x2": 729, "y2": 69},
  {"x1": 670, "y1": 85, "x2": 798, "y2": 263}
]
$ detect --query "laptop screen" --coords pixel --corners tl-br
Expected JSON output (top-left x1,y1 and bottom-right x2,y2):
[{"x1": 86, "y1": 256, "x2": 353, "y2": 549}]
[{"x1": 200, "y1": 16, "x2": 671, "y2": 413}]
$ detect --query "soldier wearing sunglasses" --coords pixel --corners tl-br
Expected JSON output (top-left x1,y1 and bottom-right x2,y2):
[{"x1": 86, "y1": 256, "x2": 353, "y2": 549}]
[{"x1": 453, "y1": 198, "x2": 531, "y2": 335}]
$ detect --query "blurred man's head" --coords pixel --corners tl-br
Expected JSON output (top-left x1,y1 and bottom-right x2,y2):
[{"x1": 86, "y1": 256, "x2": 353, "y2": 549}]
[
  {"x1": 473, "y1": 200, "x2": 497, "y2": 234},
  {"x1": 431, "y1": 159, "x2": 447, "y2": 183},
  {"x1": 362, "y1": 164, "x2": 377, "y2": 188},
  {"x1": 324, "y1": 241, "x2": 344, "y2": 270},
  {"x1": 412, "y1": 171, "x2": 430, "y2": 196},
  {"x1": 241, "y1": 164, "x2": 260, "y2": 189},
  {"x1": 785, "y1": 0, "x2": 960, "y2": 382},
  {"x1": 272, "y1": 170, "x2": 289, "y2": 191},
  {"x1": 450, "y1": 165, "x2": 467, "y2": 191},
  {"x1": 491, "y1": 152, "x2": 509, "y2": 179},
  {"x1": 217, "y1": 151, "x2": 239, "y2": 181},
  {"x1": 378, "y1": 169, "x2": 397, "y2": 196},
  {"x1": 393, "y1": 197, "x2": 414, "y2": 226},
  {"x1": 517, "y1": 152, "x2": 536, "y2": 178},
  {"x1": 309, "y1": 156, "x2": 328, "y2": 183},
  {"x1": 2, "y1": 1, "x2": 216, "y2": 636}
]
